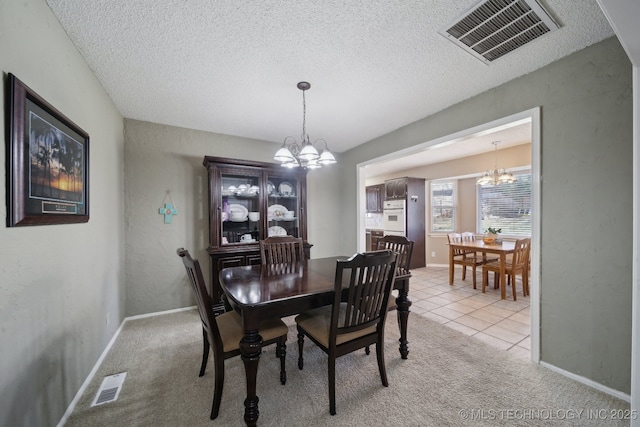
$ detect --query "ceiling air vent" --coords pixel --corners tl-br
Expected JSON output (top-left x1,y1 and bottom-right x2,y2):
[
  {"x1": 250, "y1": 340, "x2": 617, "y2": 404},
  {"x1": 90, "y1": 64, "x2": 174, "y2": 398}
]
[{"x1": 439, "y1": 0, "x2": 559, "y2": 64}]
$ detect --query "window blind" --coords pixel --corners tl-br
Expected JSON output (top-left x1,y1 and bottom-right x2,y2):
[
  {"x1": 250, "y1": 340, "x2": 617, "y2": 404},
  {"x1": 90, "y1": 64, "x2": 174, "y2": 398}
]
[
  {"x1": 477, "y1": 172, "x2": 532, "y2": 237},
  {"x1": 431, "y1": 180, "x2": 457, "y2": 232}
]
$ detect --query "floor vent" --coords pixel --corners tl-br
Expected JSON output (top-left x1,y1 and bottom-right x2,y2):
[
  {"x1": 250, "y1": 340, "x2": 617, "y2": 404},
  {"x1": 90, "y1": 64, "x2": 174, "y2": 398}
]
[
  {"x1": 439, "y1": 0, "x2": 559, "y2": 64},
  {"x1": 92, "y1": 372, "x2": 127, "y2": 406}
]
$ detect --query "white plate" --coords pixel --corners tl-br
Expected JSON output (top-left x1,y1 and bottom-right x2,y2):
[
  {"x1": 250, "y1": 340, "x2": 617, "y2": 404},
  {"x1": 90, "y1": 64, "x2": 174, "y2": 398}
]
[
  {"x1": 268, "y1": 204, "x2": 288, "y2": 220},
  {"x1": 228, "y1": 204, "x2": 248, "y2": 218},
  {"x1": 267, "y1": 181, "x2": 275, "y2": 195},
  {"x1": 278, "y1": 182, "x2": 293, "y2": 196},
  {"x1": 268, "y1": 226, "x2": 287, "y2": 237},
  {"x1": 279, "y1": 217, "x2": 296, "y2": 221},
  {"x1": 229, "y1": 217, "x2": 248, "y2": 222}
]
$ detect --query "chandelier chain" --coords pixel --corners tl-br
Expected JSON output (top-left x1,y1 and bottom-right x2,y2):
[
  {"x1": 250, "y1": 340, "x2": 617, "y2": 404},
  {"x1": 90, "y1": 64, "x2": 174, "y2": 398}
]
[{"x1": 301, "y1": 88, "x2": 307, "y2": 139}]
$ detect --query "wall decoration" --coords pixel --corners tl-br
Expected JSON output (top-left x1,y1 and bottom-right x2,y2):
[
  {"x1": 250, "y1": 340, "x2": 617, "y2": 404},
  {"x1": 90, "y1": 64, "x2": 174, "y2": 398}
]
[
  {"x1": 5, "y1": 74, "x2": 90, "y2": 226},
  {"x1": 158, "y1": 190, "x2": 178, "y2": 224}
]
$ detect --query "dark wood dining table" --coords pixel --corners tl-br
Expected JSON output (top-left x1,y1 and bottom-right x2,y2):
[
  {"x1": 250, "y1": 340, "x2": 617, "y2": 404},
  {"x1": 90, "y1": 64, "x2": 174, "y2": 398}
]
[
  {"x1": 219, "y1": 255, "x2": 412, "y2": 426},
  {"x1": 448, "y1": 240, "x2": 516, "y2": 299}
]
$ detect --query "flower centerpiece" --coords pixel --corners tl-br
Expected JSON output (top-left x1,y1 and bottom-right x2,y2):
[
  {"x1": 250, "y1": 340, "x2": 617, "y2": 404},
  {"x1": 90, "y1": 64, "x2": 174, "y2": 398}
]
[{"x1": 483, "y1": 227, "x2": 502, "y2": 244}]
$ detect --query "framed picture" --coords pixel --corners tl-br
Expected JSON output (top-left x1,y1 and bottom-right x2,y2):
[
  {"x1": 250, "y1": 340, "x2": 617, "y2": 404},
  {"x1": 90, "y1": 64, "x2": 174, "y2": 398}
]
[{"x1": 6, "y1": 73, "x2": 90, "y2": 226}]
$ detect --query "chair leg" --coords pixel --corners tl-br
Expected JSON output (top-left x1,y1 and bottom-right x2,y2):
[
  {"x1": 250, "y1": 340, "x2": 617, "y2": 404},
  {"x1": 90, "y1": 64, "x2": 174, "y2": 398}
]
[
  {"x1": 511, "y1": 273, "x2": 517, "y2": 301},
  {"x1": 482, "y1": 268, "x2": 487, "y2": 293},
  {"x1": 462, "y1": 265, "x2": 467, "y2": 280},
  {"x1": 365, "y1": 345, "x2": 370, "y2": 355},
  {"x1": 277, "y1": 337, "x2": 287, "y2": 385},
  {"x1": 471, "y1": 265, "x2": 477, "y2": 289},
  {"x1": 297, "y1": 326, "x2": 305, "y2": 370},
  {"x1": 210, "y1": 356, "x2": 225, "y2": 420},
  {"x1": 199, "y1": 328, "x2": 209, "y2": 377},
  {"x1": 328, "y1": 354, "x2": 336, "y2": 415},
  {"x1": 376, "y1": 338, "x2": 389, "y2": 388}
]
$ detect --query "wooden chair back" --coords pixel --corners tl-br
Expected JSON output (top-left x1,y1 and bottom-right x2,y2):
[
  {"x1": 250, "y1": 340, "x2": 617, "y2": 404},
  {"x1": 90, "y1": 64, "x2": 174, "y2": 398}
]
[
  {"x1": 260, "y1": 236, "x2": 304, "y2": 265},
  {"x1": 376, "y1": 235, "x2": 414, "y2": 275},
  {"x1": 461, "y1": 231, "x2": 476, "y2": 242},
  {"x1": 447, "y1": 233, "x2": 467, "y2": 257},
  {"x1": 331, "y1": 250, "x2": 397, "y2": 340},
  {"x1": 176, "y1": 248, "x2": 223, "y2": 355},
  {"x1": 512, "y1": 238, "x2": 531, "y2": 271}
]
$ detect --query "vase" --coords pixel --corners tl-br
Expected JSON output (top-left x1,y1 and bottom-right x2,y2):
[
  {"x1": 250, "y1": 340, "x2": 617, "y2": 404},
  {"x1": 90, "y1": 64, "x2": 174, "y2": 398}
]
[{"x1": 482, "y1": 233, "x2": 496, "y2": 244}]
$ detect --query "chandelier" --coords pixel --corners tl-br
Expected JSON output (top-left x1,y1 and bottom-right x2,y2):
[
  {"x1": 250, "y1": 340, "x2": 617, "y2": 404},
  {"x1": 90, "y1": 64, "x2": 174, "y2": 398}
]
[
  {"x1": 477, "y1": 141, "x2": 517, "y2": 186},
  {"x1": 273, "y1": 82, "x2": 336, "y2": 169}
]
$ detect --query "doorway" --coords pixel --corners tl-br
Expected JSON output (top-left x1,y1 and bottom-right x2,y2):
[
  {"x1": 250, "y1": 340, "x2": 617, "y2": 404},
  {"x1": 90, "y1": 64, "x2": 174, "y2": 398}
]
[{"x1": 357, "y1": 108, "x2": 540, "y2": 362}]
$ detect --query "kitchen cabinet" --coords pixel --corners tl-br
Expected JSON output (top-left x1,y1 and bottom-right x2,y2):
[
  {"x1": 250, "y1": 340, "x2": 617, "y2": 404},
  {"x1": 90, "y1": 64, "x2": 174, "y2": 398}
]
[
  {"x1": 370, "y1": 229, "x2": 384, "y2": 251},
  {"x1": 203, "y1": 156, "x2": 312, "y2": 306},
  {"x1": 385, "y1": 178, "x2": 408, "y2": 199},
  {"x1": 365, "y1": 184, "x2": 385, "y2": 213}
]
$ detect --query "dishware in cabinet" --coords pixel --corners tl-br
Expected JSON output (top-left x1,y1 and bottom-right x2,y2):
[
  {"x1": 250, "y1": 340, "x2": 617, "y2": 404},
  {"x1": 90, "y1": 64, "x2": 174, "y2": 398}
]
[
  {"x1": 219, "y1": 169, "x2": 262, "y2": 244},
  {"x1": 203, "y1": 156, "x2": 312, "y2": 305},
  {"x1": 266, "y1": 174, "x2": 303, "y2": 239}
]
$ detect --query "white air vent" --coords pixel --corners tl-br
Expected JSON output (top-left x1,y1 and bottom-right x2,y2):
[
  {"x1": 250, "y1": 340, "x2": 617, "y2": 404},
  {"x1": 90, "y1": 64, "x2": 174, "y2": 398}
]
[
  {"x1": 439, "y1": 0, "x2": 559, "y2": 64},
  {"x1": 92, "y1": 372, "x2": 127, "y2": 406}
]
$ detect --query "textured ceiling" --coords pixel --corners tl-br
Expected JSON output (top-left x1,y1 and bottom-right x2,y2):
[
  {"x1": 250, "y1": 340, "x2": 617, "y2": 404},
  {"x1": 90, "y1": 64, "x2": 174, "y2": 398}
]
[{"x1": 45, "y1": 0, "x2": 613, "y2": 155}]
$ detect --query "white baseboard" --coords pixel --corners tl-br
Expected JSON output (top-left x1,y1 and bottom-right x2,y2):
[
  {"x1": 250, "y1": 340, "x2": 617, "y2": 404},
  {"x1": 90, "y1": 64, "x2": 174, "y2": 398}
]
[
  {"x1": 539, "y1": 361, "x2": 631, "y2": 403},
  {"x1": 57, "y1": 305, "x2": 197, "y2": 426},
  {"x1": 426, "y1": 263, "x2": 449, "y2": 268}
]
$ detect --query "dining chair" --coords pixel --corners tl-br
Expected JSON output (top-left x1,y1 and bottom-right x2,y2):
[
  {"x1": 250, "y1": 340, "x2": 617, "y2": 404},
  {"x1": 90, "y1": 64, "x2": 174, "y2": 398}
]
[
  {"x1": 364, "y1": 235, "x2": 414, "y2": 355},
  {"x1": 176, "y1": 248, "x2": 289, "y2": 420},
  {"x1": 260, "y1": 235, "x2": 305, "y2": 266},
  {"x1": 481, "y1": 238, "x2": 531, "y2": 301},
  {"x1": 295, "y1": 250, "x2": 397, "y2": 415},
  {"x1": 448, "y1": 232, "x2": 486, "y2": 289}
]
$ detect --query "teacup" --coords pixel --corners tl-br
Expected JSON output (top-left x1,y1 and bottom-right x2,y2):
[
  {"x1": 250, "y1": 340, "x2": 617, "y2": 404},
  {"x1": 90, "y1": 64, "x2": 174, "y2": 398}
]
[
  {"x1": 284, "y1": 211, "x2": 295, "y2": 219},
  {"x1": 248, "y1": 212, "x2": 259, "y2": 221},
  {"x1": 240, "y1": 234, "x2": 253, "y2": 242}
]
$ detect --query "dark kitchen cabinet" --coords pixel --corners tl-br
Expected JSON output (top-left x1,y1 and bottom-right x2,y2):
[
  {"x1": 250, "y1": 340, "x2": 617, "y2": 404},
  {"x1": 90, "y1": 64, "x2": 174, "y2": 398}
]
[
  {"x1": 385, "y1": 178, "x2": 408, "y2": 199},
  {"x1": 365, "y1": 184, "x2": 385, "y2": 213},
  {"x1": 203, "y1": 156, "x2": 312, "y2": 306}
]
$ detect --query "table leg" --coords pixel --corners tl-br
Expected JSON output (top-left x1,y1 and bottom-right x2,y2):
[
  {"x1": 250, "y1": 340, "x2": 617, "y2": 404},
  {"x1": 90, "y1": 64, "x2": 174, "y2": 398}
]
[
  {"x1": 239, "y1": 326, "x2": 262, "y2": 427},
  {"x1": 499, "y1": 253, "x2": 506, "y2": 300},
  {"x1": 448, "y1": 246, "x2": 454, "y2": 285},
  {"x1": 395, "y1": 281, "x2": 411, "y2": 359}
]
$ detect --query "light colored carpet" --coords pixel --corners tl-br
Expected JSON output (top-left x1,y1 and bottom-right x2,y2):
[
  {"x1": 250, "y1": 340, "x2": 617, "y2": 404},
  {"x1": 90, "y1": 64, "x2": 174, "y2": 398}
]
[{"x1": 64, "y1": 309, "x2": 629, "y2": 426}]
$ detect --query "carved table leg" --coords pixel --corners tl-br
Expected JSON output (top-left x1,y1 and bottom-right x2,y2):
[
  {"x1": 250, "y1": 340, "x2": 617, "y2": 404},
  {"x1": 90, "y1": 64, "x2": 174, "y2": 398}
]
[
  {"x1": 240, "y1": 328, "x2": 262, "y2": 427},
  {"x1": 395, "y1": 282, "x2": 412, "y2": 360}
]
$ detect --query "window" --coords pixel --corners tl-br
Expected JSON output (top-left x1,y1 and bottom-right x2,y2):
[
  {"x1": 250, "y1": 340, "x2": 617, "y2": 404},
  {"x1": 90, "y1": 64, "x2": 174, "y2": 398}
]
[
  {"x1": 431, "y1": 180, "x2": 456, "y2": 232},
  {"x1": 477, "y1": 172, "x2": 532, "y2": 236}
]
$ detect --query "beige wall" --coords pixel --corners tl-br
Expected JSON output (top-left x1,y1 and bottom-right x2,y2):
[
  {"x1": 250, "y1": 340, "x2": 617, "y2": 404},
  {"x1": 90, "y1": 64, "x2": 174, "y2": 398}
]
[
  {"x1": 343, "y1": 37, "x2": 633, "y2": 393},
  {"x1": 0, "y1": 1, "x2": 125, "y2": 425}
]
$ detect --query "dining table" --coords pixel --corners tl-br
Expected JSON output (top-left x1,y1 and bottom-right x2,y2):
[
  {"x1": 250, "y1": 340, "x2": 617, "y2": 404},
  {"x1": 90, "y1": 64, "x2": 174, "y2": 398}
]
[
  {"x1": 219, "y1": 255, "x2": 412, "y2": 426},
  {"x1": 448, "y1": 240, "x2": 516, "y2": 300}
]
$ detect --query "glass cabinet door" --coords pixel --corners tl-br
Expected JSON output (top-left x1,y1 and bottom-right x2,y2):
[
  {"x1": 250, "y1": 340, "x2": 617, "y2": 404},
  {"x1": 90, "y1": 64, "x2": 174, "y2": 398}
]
[
  {"x1": 265, "y1": 174, "x2": 300, "y2": 238},
  {"x1": 220, "y1": 170, "x2": 262, "y2": 245}
]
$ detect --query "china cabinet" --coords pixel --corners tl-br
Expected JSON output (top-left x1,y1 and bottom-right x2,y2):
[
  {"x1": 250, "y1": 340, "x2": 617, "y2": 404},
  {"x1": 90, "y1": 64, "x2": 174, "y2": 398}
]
[{"x1": 203, "y1": 156, "x2": 312, "y2": 306}]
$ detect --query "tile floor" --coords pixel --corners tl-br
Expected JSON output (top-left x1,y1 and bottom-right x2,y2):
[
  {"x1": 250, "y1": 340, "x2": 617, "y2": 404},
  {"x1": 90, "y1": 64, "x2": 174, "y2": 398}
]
[{"x1": 406, "y1": 265, "x2": 531, "y2": 360}]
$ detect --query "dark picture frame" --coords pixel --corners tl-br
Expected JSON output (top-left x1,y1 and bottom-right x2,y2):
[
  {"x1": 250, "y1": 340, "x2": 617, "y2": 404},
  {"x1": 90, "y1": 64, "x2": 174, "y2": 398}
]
[{"x1": 5, "y1": 73, "x2": 90, "y2": 226}]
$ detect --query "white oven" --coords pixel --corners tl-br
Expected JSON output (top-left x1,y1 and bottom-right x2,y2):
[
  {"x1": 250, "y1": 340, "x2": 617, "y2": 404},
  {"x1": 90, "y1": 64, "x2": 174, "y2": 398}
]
[{"x1": 383, "y1": 199, "x2": 406, "y2": 236}]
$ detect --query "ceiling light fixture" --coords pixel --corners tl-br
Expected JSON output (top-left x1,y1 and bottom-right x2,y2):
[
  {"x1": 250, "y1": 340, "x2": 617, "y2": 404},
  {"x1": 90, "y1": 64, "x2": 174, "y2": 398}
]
[
  {"x1": 477, "y1": 141, "x2": 516, "y2": 186},
  {"x1": 273, "y1": 82, "x2": 336, "y2": 169}
]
